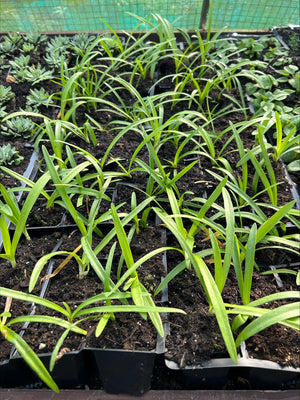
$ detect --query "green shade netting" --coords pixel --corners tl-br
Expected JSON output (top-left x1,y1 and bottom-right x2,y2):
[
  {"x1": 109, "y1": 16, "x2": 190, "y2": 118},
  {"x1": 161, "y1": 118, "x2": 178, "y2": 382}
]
[{"x1": 0, "y1": 0, "x2": 299, "y2": 32}]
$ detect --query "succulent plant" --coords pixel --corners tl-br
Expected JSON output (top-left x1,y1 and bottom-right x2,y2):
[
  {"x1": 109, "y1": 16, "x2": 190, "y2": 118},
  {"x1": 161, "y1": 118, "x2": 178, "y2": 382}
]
[
  {"x1": 0, "y1": 85, "x2": 15, "y2": 106},
  {"x1": 5, "y1": 33, "x2": 23, "y2": 45},
  {"x1": 0, "y1": 41, "x2": 17, "y2": 55},
  {"x1": 21, "y1": 43, "x2": 35, "y2": 53},
  {"x1": 26, "y1": 87, "x2": 54, "y2": 109},
  {"x1": 44, "y1": 51, "x2": 68, "y2": 69},
  {"x1": 2, "y1": 117, "x2": 35, "y2": 138},
  {"x1": 8, "y1": 55, "x2": 53, "y2": 84},
  {"x1": 0, "y1": 106, "x2": 7, "y2": 120},
  {"x1": 9, "y1": 54, "x2": 30, "y2": 70},
  {"x1": 45, "y1": 35, "x2": 71, "y2": 55},
  {"x1": 0, "y1": 143, "x2": 24, "y2": 167},
  {"x1": 8, "y1": 68, "x2": 28, "y2": 83},
  {"x1": 25, "y1": 64, "x2": 54, "y2": 84},
  {"x1": 23, "y1": 32, "x2": 48, "y2": 46},
  {"x1": 71, "y1": 32, "x2": 96, "y2": 53},
  {"x1": 8, "y1": 54, "x2": 30, "y2": 82},
  {"x1": 0, "y1": 33, "x2": 22, "y2": 55}
]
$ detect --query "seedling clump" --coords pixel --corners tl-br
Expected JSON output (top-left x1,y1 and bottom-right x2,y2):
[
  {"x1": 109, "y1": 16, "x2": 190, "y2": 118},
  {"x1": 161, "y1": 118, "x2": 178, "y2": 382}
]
[
  {"x1": 0, "y1": 143, "x2": 24, "y2": 167},
  {"x1": 2, "y1": 116, "x2": 35, "y2": 138}
]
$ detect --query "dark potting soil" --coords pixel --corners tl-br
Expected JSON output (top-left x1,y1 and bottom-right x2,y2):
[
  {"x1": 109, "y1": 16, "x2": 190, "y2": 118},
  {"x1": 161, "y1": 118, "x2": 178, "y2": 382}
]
[
  {"x1": 0, "y1": 139, "x2": 37, "y2": 191},
  {"x1": 0, "y1": 230, "x2": 63, "y2": 362},
  {"x1": 1, "y1": 40, "x2": 298, "y2": 213},
  {"x1": 1, "y1": 229, "x2": 297, "y2": 390},
  {"x1": 244, "y1": 268, "x2": 300, "y2": 368},
  {"x1": 0, "y1": 34, "x2": 299, "y2": 390},
  {"x1": 0, "y1": 222, "x2": 167, "y2": 360},
  {"x1": 276, "y1": 27, "x2": 300, "y2": 57},
  {"x1": 165, "y1": 241, "x2": 300, "y2": 369}
]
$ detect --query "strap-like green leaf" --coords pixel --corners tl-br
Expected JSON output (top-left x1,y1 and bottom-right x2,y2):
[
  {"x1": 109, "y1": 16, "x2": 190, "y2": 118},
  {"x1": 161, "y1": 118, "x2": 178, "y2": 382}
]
[
  {"x1": 0, "y1": 287, "x2": 69, "y2": 318},
  {"x1": 256, "y1": 201, "x2": 295, "y2": 244},
  {"x1": 0, "y1": 322, "x2": 59, "y2": 392},
  {"x1": 235, "y1": 302, "x2": 300, "y2": 347},
  {"x1": 7, "y1": 315, "x2": 86, "y2": 335}
]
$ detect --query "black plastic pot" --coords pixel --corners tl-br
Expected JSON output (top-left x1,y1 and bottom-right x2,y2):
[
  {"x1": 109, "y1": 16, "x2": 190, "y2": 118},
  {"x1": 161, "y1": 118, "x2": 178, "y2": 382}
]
[
  {"x1": 86, "y1": 347, "x2": 157, "y2": 395},
  {"x1": 0, "y1": 217, "x2": 168, "y2": 395},
  {"x1": 237, "y1": 346, "x2": 300, "y2": 390},
  {"x1": 83, "y1": 220, "x2": 168, "y2": 396},
  {"x1": 0, "y1": 227, "x2": 89, "y2": 389},
  {"x1": 165, "y1": 356, "x2": 241, "y2": 389},
  {"x1": 161, "y1": 312, "x2": 243, "y2": 390},
  {"x1": 161, "y1": 251, "x2": 300, "y2": 390},
  {"x1": 0, "y1": 349, "x2": 88, "y2": 389},
  {"x1": 0, "y1": 343, "x2": 159, "y2": 394},
  {"x1": 163, "y1": 328, "x2": 300, "y2": 390}
]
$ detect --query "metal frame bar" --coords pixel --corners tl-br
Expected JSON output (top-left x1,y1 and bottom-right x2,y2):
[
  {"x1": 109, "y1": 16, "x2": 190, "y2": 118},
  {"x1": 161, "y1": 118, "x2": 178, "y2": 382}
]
[{"x1": 200, "y1": 0, "x2": 210, "y2": 29}]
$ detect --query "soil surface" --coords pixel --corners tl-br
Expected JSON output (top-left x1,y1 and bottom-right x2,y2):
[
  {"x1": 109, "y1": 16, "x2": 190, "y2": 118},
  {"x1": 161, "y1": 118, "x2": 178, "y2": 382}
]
[
  {"x1": 276, "y1": 27, "x2": 300, "y2": 57},
  {"x1": 0, "y1": 33, "x2": 299, "y2": 391}
]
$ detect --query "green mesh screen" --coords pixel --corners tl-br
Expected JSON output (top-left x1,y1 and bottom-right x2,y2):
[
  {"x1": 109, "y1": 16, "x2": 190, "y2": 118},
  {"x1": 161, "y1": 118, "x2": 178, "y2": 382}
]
[
  {"x1": 212, "y1": 0, "x2": 300, "y2": 30},
  {"x1": 0, "y1": 0, "x2": 299, "y2": 32}
]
